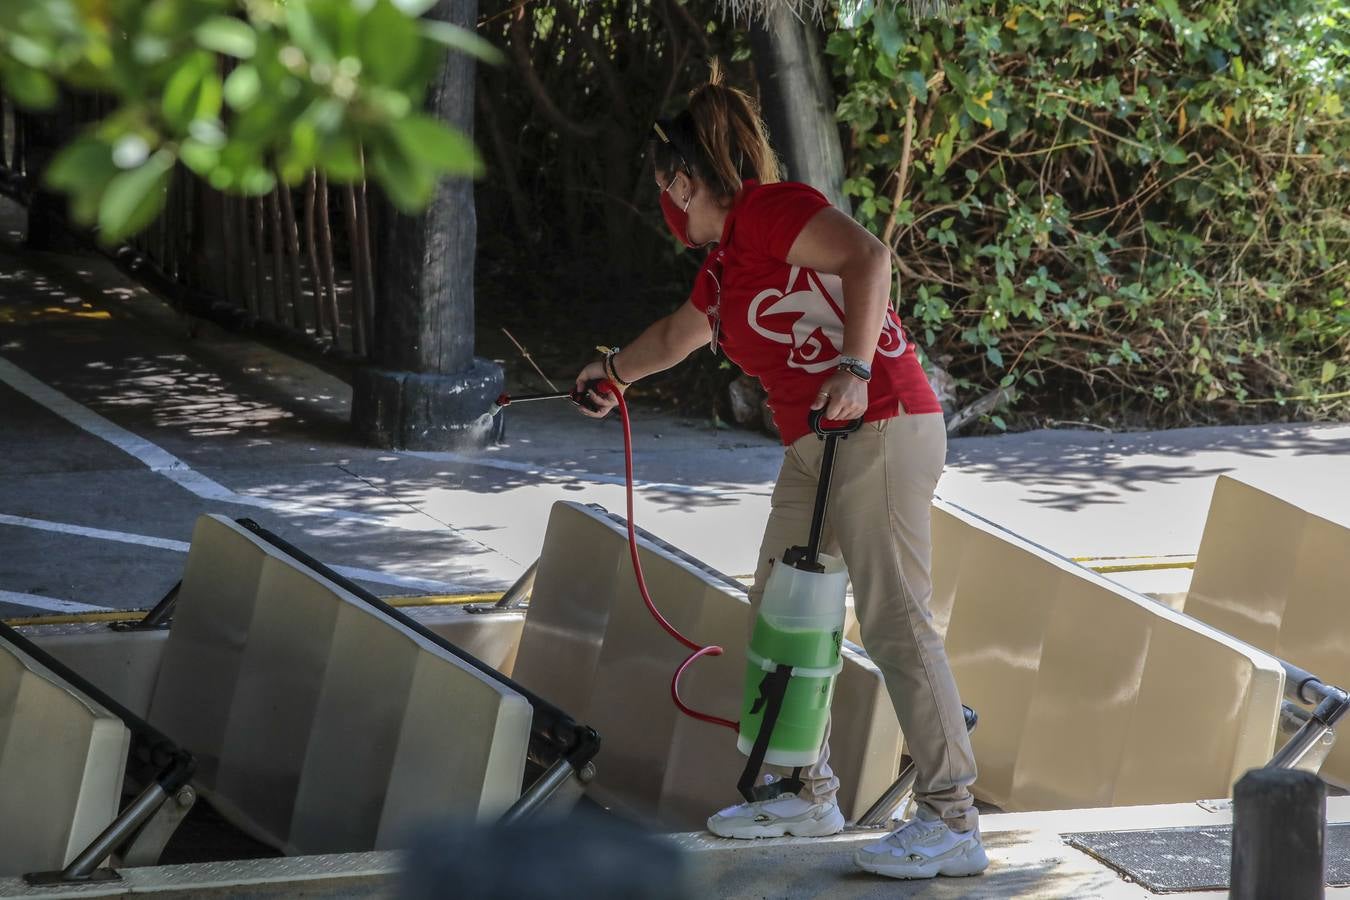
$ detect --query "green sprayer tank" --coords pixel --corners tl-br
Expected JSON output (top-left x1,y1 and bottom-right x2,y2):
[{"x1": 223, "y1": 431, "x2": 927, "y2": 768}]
[{"x1": 736, "y1": 551, "x2": 848, "y2": 766}]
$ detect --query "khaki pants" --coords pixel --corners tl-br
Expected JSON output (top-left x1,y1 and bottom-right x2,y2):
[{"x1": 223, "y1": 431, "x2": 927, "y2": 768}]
[{"x1": 749, "y1": 412, "x2": 978, "y2": 831}]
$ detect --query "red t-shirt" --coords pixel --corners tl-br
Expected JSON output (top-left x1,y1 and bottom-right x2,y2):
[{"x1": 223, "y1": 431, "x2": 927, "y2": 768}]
[{"x1": 688, "y1": 180, "x2": 941, "y2": 445}]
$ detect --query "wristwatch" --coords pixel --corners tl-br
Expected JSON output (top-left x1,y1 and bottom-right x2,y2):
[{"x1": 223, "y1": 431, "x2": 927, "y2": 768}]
[{"x1": 837, "y1": 356, "x2": 872, "y2": 383}]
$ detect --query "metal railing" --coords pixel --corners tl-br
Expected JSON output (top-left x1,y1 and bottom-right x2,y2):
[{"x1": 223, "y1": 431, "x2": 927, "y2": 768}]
[{"x1": 0, "y1": 92, "x2": 378, "y2": 368}]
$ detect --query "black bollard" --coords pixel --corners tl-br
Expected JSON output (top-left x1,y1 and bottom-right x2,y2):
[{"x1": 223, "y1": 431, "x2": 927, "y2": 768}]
[{"x1": 1230, "y1": 768, "x2": 1326, "y2": 900}]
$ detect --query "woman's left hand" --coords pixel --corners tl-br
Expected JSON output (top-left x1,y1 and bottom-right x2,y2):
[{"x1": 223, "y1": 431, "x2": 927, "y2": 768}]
[{"x1": 811, "y1": 370, "x2": 868, "y2": 422}]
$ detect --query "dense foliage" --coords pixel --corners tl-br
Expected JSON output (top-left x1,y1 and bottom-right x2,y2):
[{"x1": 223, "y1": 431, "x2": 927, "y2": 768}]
[
  {"x1": 472, "y1": 0, "x2": 749, "y2": 406},
  {"x1": 0, "y1": 0, "x2": 494, "y2": 241},
  {"x1": 829, "y1": 0, "x2": 1349, "y2": 426}
]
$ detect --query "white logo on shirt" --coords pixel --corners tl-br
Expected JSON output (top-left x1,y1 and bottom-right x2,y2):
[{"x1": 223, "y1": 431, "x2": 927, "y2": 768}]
[{"x1": 747, "y1": 267, "x2": 907, "y2": 373}]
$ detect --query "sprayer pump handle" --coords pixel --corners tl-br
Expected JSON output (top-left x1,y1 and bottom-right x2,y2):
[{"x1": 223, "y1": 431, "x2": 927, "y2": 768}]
[
  {"x1": 809, "y1": 408, "x2": 865, "y2": 437},
  {"x1": 570, "y1": 379, "x2": 613, "y2": 414}
]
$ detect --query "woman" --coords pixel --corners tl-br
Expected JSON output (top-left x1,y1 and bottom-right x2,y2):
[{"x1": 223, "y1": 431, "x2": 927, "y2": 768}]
[{"x1": 574, "y1": 66, "x2": 987, "y2": 881}]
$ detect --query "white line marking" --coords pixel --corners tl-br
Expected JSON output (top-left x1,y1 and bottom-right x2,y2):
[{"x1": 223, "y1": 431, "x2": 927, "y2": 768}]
[
  {"x1": 0, "y1": 513, "x2": 460, "y2": 592},
  {"x1": 0, "y1": 355, "x2": 235, "y2": 494},
  {"x1": 0, "y1": 355, "x2": 458, "y2": 532},
  {"x1": 0, "y1": 513, "x2": 192, "y2": 552},
  {"x1": 0, "y1": 590, "x2": 110, "y2": 614}
]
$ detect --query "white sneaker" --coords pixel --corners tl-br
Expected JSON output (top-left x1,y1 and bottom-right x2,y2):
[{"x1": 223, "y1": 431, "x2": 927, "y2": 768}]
[
  {"x1": 706, "y1": 790, "x2": 845, "y2": 840},
  {"x1": 853, "y1": 810, "x2": 989, "y2": 879}
]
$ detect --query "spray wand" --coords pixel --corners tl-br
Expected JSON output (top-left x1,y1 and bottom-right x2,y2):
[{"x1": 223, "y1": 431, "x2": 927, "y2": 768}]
[{"x1": 485, "y1": 387, "x2": 601, "y2": 418}]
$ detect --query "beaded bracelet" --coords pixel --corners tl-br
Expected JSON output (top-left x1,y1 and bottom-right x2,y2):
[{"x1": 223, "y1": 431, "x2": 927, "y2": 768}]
[{"x1": 602, "y1": 348, "x2": 631, "y2": 388}]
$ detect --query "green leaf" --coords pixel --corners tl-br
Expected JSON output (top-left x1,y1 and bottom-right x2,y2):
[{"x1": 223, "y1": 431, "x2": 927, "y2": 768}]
[
  {"x1": 286, "y1": 4, "x2": 333, "y2": 63},
  {"x1": 195, "y1": 16, "x2": 258, "y2": 59},
  {"x1": 237, "y1": 167, "x2": 278, "y2": 195},
  {"x1": 162, "y1": 53, "x2": 223, "y2": 130},
  {"x1": 44, "y1": 137, "x2": 119, "y2": 224},
  {"x1": 45, "y1": 138, "x2": 115, "y2": 192},
  {"x1": 1162, "y1": 145, "x2": 1187, "y2": 165},
  {"x1": 391, "y1": 115, "x2": 481, "y2": 175},
  {"x1": 6, "y1": 35, "x2": 53, "y2": 69},
  {"x1": 871, "y1": 5, "x2": 904, "y2": 59},
  {"x1": 1322, "y1": 361, "x2": 1337, "y2": 385},
  {"x1": 179, "y1": 138, "x2": 220, "y2": 177},
  {"x1": 932, "y1": 128, "x2": 955, "y2": 176},
  {"x1": 361, "y1": 0, "x2": 422, "y2": 85},
  {"x1": 369, "y1": 138, "x2": 434, "y2": 212},
  {"x1": 874, "y1": 52, "x2": 897, "y2": 81},
  {"x1": 826, "y1": 32, "x2": 855, "y2": 57},
  {"x1": 97, "y1": 151, "x2": 174, "y2": 242},
  {"x1": 2, "y1": 63, "x2": 58, "y2": 109},
  {"x1": 942, "y1": 61, "x2": 968, "y2": 97},
  {"x1": 318, "y1": 137, "x2": 364, "y2": 182},
  {"x1": 986, "y1": 345, "x2": 1004, "y2": 367},
  {"x1": 990, "y1": 415, "x2": 1007, "y2": 431},
  {"x1": 902, "y1": 70, "x2": 928, "y2": 104},
  {"x1": 421, "y1": 21, "x2": 505, "y2": 65},
  {"x1": 224, "y1": 65, "x2": 261, "y2": 110}
]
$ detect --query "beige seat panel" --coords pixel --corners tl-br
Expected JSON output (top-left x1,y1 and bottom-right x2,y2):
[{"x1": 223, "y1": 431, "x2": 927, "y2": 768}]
[
  {"x1": 0, "y1": 640, "x2": 130, "y2": 876},
  {"x1": 1115, "y1": 612, "x2": 1284, "y2": 805},
  {"x1": 512, "y1": 504, "x2": 627, "y2": 716},
  {"x1": 1184, "y1": 476, "x2": 1350, "y2": 784},
  {"x1": 1010, "y1": 574, "x2": 1150, "y2": 810},
  {"x1": 378, "y1": 649, "x2": 533, "y2": 846},
  {"x1": 211, "y1": 555, "x2": 342, "y2": 847},
  {"x1": 583, "y1": 544, "x2": 724, "y2": 817},
  {"x1": 151, "y1": 515, "x2": 531, "y2": 854},
  {"x1": 521, "y1": 502, "x2": 901, "y2": 830},
  {"x1": 934, "y1": 500, "x2": 1284, "y2": 812},
  {"x1": 933, "y1": 503, "x2": 1062, "y2": 808},
  {"x1": 147, "y1": 515, "x2": 287, "y2": 785},
  {"x1": 1184, "y1": 477, "x2": 1310, "y2": 649}
]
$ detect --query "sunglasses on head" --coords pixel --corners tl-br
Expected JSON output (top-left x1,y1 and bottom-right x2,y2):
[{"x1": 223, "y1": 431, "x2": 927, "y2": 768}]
[{"x1": 652, "y1": 118, "x2": 694, "y2": 177}]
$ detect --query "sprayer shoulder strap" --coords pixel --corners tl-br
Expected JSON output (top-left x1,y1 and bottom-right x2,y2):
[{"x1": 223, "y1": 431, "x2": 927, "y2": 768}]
[{"x1": 737, "y1": 664, "x2": 800, "y2": 803}]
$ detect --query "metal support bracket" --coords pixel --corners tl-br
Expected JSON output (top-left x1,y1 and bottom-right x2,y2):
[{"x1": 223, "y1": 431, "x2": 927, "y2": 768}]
[
  {"x1": 110, "y1": 580, "x2": 181, "y2": 632},
  {"x1": 112, "y1": 784, "x2": 197, "y2": 868},
  {"x1": 466, "y1": 560, "x2": 538, "y2": 614},
  {"x1": 855, "y1": 705, "x2": 979, "y2": 829},
  {"x1": 497, "y1": 757, "x2": 598, "y2": 826},
  {"x1": 1268, "y1": 681, "x2": 1348, "y2": 773}
]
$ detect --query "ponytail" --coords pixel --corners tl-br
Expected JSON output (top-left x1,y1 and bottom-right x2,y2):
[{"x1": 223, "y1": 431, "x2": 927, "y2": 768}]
[{"x1": 652, "y1": 60, "x2": 779, "y2": 199}]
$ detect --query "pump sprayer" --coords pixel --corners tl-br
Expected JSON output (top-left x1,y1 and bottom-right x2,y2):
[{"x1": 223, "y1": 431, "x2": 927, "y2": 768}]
[{"x1": 734, "y1": 409, "x2": 861, "y2": 802}]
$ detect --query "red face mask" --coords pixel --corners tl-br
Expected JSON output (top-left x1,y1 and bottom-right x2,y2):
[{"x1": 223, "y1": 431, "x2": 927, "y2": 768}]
[{"x1": 660, "y1": 180, "x2": 698, "y2": 249}]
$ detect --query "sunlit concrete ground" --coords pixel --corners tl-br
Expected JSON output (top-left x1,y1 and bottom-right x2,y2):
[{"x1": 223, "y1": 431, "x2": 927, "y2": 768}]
[{"x1": 1, "y1": 195, "x2": 1347, "y2": 618}]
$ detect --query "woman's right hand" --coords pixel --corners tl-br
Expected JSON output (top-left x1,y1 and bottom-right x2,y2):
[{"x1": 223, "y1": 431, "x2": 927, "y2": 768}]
[{"x1": 574, "y1": 360, "x2": 622, "y2": 419}]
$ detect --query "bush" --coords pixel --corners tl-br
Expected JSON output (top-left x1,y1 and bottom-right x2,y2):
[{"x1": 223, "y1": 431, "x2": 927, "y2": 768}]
[{"x1": 827, "y1": 0, "x2": 1350, "y2": 428}]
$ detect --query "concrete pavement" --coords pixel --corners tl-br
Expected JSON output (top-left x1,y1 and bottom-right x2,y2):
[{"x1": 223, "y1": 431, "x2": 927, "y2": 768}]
[{"x1": 1, "y1": 195, "x2": 1347, "y2": 620}]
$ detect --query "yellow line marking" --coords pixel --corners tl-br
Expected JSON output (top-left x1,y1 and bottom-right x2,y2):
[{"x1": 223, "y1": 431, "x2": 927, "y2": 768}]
[
  {"x1": 1087, "y1": 561, "x2": 1196, "y2": 574},
  {"x1": 1070, "y1": 554, "x2": 1195, "y2": 562},
  {"x1": 5, "y1": 592, "x2": 507, "y2": 627},
  {"x1": 4, "y1": 610, "x2": 144, "y2": 627},
  {"x1": 386, "y1": 593, "x2": 504, "y2": 607}
]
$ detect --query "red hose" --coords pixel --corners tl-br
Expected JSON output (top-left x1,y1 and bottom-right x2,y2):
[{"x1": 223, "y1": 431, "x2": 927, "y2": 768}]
[{"x1": 597, "y1": 381, "x2": 739, "y2": 733}]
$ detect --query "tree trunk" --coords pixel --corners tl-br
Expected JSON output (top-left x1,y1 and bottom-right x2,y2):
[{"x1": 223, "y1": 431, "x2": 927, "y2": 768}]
[
  {"x1": 352, "y1": 0, "x2": 503, "y2": 450},
  {"x1": 749, "y1": 8, "x2": 849, "y2": 211}
]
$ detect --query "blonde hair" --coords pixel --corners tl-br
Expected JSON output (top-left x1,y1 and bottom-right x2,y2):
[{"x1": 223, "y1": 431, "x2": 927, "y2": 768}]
[{"x1": 653, "y1": 61, "x2": 780, "y2": 198}]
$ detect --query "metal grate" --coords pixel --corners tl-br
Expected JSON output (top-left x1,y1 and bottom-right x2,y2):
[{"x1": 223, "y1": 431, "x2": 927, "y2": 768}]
[{"x1": 1065, "y1": 823, "x2": 1350, "y2": 893}]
